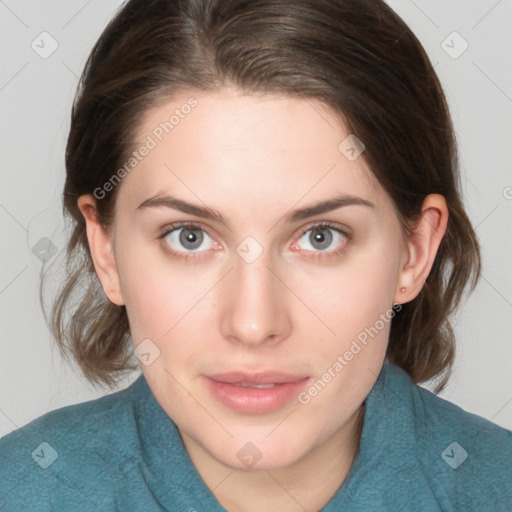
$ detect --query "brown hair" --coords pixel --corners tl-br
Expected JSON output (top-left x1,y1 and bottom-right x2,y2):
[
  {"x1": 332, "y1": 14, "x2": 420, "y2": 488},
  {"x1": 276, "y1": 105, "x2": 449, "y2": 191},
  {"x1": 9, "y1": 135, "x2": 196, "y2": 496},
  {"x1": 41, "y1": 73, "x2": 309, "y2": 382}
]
[{"x1": 43, "y1": 0, "x2": 480, "y2": 391}]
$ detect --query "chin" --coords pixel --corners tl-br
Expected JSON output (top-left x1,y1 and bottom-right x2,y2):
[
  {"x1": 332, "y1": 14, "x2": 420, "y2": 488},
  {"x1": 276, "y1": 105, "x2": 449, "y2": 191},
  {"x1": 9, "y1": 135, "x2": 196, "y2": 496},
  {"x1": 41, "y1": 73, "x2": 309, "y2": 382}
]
[{"x1": 206, "y1": 432, "x2": 313, "y2": 472}]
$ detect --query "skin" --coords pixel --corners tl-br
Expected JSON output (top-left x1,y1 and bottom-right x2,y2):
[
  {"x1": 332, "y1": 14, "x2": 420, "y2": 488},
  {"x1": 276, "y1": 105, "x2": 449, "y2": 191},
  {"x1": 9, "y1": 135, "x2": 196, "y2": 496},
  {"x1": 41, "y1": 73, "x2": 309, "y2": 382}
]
[{"x1": 78, "y1": 88, "x2": 448, "y2": 512}]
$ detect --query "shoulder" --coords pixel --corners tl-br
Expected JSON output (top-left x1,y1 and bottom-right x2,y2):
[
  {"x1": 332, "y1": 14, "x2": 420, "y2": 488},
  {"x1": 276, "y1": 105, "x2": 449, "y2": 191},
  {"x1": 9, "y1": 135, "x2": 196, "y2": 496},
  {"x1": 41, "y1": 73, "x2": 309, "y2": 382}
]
[
  {"x1": 385, "y1": 363, "x2": 512, "y2": 510},
  {"x1": 0, "y1": 375, "x2": 143, "y2": 511}
]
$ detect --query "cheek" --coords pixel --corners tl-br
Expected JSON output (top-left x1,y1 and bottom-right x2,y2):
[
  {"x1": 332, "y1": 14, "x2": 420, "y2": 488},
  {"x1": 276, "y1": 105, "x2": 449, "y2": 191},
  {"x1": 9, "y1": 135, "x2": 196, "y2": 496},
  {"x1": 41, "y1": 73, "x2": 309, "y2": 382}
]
[
  {"x1": 291, "y1": 247, "x2": 399, "y2": 427},
  {"x1": 295, "y1": 237, "x2": 401, "y2": 355},
  {"x1": 117, "y1": 243, "x2": 216, "y2": 355}
]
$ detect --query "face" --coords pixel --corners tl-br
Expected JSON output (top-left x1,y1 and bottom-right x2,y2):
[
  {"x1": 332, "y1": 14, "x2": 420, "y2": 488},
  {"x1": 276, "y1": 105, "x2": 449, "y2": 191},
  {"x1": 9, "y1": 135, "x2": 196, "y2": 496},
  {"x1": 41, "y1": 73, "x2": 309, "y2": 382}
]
[{"x1": 105, "y1": 88, "x2": 406, "y2": 471}]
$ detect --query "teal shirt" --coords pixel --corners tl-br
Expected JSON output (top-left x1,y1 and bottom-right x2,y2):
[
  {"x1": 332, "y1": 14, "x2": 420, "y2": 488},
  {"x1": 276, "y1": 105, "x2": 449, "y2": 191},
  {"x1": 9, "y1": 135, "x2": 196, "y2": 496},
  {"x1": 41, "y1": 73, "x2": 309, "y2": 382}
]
[{"x1": 1, "y1": 360, "x2": 511, "y2": 511}]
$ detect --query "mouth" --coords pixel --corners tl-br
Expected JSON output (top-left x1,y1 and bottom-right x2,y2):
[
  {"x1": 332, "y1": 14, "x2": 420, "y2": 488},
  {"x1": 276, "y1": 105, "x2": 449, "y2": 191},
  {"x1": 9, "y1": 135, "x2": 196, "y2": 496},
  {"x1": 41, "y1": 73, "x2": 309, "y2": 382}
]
[
  {"x1": 203, "y1": 371, "x2": 311, "y2": 414},
  {"x1": 232, "y1": 383, "x2": 278, "y2": 389}
]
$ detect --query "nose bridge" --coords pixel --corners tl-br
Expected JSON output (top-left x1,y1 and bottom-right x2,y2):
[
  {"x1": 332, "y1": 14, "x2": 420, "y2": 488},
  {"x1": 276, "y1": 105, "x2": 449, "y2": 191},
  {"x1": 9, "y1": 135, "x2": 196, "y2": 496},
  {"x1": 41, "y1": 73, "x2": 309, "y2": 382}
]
[{"x1": 220, "y1": 245, "x2": 289, "y2": 347}]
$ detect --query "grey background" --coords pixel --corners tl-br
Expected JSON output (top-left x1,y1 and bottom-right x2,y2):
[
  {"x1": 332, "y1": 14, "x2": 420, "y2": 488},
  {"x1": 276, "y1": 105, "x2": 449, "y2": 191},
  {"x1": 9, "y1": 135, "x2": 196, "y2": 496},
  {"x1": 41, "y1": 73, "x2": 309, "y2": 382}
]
[{"x1": 1, "y1": 0, "x2": 511, "y2": 437}]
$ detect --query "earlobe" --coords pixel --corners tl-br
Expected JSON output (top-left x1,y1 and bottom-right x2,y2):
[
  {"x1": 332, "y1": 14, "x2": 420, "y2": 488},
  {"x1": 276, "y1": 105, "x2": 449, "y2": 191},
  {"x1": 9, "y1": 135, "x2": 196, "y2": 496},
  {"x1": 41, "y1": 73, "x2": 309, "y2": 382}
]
[
  {"x1": 394, "y1": 194, "x2": 449, "y2": 304},
  {"x1": 77, "y1": 195, "x2": 125, "y2": 306}
]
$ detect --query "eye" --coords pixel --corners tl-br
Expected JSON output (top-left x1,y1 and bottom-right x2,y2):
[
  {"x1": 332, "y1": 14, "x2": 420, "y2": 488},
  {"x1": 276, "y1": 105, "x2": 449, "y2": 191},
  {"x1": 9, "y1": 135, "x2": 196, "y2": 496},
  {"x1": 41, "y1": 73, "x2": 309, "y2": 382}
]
[
  {"x1": 158, "y1": 221, "x2": 350, "y2": 261},
  {"x1": 159, "y1": 223, "x2": 215, "y2": 257},
  {"x1": 292, "y1": 222, "x2": 350, "y2": 256}
]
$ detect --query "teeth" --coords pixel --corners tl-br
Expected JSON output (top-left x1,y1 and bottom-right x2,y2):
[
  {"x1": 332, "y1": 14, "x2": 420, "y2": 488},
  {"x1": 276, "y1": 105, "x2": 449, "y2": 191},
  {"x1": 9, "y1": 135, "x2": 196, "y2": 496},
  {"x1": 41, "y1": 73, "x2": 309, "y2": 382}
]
[{"x1": 234, "y1": 383, "x2": 277, "y2": 389}]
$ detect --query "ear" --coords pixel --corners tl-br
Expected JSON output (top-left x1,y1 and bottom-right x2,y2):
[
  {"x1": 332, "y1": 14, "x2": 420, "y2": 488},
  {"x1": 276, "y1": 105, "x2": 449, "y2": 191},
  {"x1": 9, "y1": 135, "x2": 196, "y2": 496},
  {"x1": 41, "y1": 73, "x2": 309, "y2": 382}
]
[
  {"x1": 77, "y1": 194, "x2": 124, "y2": 306},
  {"x1": 394, "y1": 194, "x2": 449, "y2": 304}
]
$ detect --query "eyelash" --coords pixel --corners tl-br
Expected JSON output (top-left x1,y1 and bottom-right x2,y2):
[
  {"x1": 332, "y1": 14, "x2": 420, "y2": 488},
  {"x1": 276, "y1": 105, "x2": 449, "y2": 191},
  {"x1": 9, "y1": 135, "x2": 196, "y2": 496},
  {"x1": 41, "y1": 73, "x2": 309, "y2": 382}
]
[{"x1": 157, "y1": 221, "x2": 352, "y2": 261}]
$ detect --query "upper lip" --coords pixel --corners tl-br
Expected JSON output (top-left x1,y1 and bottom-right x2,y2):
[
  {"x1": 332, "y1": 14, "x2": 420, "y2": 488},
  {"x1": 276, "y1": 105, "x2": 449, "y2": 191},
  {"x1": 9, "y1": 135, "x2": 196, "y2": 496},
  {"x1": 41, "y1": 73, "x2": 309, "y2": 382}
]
[{"x1": 206, "y1": 371, "x2": 309, "y2": 385}]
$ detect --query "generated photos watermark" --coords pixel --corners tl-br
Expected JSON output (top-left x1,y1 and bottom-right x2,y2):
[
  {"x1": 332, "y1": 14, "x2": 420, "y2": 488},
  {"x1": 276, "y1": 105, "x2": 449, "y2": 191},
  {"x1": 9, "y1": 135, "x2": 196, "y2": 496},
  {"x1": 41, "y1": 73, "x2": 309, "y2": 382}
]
[{"x1": 297, "y1": 304, "x2": 402, "y2": 405}]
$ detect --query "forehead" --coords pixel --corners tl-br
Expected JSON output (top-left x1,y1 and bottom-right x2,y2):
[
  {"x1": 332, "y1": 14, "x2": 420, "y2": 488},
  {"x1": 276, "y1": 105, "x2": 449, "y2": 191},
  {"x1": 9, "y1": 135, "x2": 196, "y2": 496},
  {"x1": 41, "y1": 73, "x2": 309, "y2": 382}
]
[{"x1": 115, "y1": 89, "x2": 386, "y2": 217}]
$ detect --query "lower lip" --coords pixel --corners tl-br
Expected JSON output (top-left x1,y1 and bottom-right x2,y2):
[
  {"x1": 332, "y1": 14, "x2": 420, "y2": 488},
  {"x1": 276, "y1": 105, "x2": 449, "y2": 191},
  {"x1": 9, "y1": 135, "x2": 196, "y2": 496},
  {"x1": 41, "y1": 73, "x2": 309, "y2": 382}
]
[{"x1": 203, "y1": 377, "x2": 310, "y2": 414}]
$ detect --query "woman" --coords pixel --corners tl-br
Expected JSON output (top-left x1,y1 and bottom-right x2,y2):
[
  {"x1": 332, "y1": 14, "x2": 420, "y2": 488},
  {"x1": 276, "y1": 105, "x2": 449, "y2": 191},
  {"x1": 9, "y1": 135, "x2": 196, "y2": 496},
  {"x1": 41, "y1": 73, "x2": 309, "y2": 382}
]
[{"x1": 1, "y1": 0, "x2": 510, "y2": 510}]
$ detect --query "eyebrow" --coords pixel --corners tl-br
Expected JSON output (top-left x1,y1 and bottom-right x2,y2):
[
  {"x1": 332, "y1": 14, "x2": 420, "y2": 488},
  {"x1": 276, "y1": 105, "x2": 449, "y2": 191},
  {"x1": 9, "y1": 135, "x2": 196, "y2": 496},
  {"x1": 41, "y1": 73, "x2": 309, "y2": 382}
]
[{"x1": 136, "y1": 193, "x2": 375, "y2": 227}]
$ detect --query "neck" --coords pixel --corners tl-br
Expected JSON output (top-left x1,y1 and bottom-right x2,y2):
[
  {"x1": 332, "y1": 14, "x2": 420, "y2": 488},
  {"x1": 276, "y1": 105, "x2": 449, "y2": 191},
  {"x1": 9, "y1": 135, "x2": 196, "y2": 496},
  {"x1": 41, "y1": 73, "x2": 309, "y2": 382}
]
[{"x1": 180, "y1": 404, "x2": 365, "y2": 512}]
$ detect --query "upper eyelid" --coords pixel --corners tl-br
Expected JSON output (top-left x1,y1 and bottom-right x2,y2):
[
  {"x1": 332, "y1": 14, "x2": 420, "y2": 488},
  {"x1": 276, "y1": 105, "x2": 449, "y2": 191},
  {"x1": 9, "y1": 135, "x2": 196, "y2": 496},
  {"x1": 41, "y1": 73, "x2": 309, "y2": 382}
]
[
  {"x1": 159, "y1": 221, "x2": 212, "y2": 238},
  {"x1": 298, "y1": 221, "x2": 350, "y2": 237}
]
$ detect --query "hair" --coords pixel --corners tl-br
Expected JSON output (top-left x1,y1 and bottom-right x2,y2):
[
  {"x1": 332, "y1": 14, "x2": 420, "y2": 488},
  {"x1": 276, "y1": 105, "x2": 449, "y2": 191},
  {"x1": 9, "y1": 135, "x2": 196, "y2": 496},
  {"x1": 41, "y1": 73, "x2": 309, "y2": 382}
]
[{"x1": 43, "y1": 0, "x2": 480, "y2": 392}]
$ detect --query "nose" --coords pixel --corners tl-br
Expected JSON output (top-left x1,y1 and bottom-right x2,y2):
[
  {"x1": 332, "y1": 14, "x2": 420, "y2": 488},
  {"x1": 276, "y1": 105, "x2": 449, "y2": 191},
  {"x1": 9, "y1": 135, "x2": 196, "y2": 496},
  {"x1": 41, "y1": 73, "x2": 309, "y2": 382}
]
[{"x1": 220, "y1": 250, "x2": 291, "y2": 348}]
